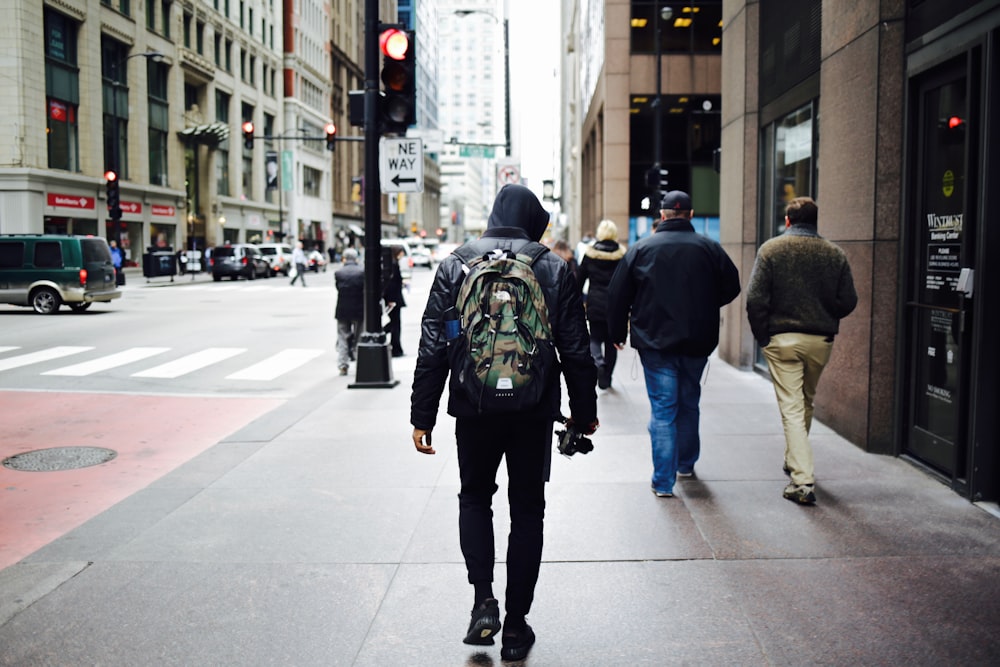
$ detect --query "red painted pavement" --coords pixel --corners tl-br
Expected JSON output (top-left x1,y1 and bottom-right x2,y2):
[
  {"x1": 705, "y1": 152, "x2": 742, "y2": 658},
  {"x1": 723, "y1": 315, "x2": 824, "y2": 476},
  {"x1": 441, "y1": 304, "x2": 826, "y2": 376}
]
[{"x1": 0, "y1": 391, "x2": 283, "y2": 571}]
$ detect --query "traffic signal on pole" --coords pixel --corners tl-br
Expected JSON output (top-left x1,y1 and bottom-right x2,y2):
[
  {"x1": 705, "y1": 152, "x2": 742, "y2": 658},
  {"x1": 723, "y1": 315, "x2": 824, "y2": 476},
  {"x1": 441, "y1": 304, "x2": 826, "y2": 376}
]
[
  {"x1": 379, "y1": 27, "x2": 416, "y2": 134},
  {"x1": 105, "y1": 170, "x2": 121, "y2": 220},
  {"x1": 242, "y1": 121, "x2": 254, "y2": 149},
  {"x1": 645, "y1": 163, "x2": 669, "y2": 191},
  {"x1": 325, "y1": 123, "x2": 337, "y2": 151}
]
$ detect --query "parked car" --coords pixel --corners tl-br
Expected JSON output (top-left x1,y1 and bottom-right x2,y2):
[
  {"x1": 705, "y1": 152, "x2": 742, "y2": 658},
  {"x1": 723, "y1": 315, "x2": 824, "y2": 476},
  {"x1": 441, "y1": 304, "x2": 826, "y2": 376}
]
[
  {"x1": 380, "y1": 238, "x2": 413, "y2": 279},
  {"x1": 210, "y1": 244, "x2": 271, "y2": 281},
  {"x1": 410, "y1": 246, "x2": 433, "y2": 268},
  {"x1": 257, "y1": 243, "x2": 293, "y2": 276},
  {"x1": 0, "y1": 234, "x2": 122, "y2": 314},
  {"x1": 308, "y1": 249, "x2": 327, "y2": 272}
]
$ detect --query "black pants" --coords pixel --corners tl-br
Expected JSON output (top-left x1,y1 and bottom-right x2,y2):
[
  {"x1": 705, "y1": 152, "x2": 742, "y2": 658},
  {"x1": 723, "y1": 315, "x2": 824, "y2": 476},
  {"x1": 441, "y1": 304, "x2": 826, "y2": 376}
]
[
  {"x1": 456, "y1": 416, "x2": 550, "y2": 619},
  {"x1": 384, "y1": 306, "x2": 403, "y2": 355},
  {"x1": 588, "y1": 318, "x2": 617, "y2": 375}
]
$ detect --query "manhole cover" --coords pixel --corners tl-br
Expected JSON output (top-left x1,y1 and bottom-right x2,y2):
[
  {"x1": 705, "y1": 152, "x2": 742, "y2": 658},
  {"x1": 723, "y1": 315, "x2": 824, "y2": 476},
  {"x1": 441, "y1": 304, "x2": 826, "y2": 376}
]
[{"x1": 2, "y1": 447, "x2": 117, "y2": 472}]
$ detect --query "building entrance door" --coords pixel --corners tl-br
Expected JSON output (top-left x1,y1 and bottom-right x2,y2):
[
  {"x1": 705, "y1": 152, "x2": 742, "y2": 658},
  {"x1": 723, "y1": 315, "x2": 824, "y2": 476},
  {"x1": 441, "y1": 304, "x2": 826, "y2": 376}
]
[{"x1": 903, "y1": 60, "x2": 977, "y2": 478}]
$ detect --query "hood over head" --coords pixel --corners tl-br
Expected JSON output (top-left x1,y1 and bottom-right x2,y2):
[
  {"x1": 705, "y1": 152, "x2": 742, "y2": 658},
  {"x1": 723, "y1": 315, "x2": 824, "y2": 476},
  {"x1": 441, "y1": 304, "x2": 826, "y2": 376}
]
[{"x1": 486, "y1": 184, "x2": 550, "y2": 241}]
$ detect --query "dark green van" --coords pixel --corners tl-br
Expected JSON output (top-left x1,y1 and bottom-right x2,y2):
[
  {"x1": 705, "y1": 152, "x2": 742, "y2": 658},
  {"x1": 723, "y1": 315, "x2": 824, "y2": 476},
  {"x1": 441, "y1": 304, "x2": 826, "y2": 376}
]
[{"x1": 0, "y1": 235, "x2": 122, "y2": 314}]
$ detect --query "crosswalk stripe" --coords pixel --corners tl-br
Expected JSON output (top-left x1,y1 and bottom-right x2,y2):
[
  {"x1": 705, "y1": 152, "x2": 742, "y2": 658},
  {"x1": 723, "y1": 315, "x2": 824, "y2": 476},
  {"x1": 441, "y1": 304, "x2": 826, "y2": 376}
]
[
  {"x1": 0, "y1": 347, "x2": 21, "y2": 355},
  {"x1": 226, "y1": 348, "x2": 325, "y2": 381},
  {"x1": 0, "y1": 346, "x2": 92, "y2": 372},
  {"x1": 131, "y1": 347, "x2": 246, "y2": 379},
  {"x1": 43, "y1": 347, "x2": 171, "y2": 376}
]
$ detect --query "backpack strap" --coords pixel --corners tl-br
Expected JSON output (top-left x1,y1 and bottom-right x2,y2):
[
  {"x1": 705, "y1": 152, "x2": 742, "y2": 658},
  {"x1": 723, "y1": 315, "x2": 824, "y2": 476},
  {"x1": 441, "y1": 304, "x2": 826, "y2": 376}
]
[{"x1": 517, "y1": 241, "x2": 549, "y2": 266}]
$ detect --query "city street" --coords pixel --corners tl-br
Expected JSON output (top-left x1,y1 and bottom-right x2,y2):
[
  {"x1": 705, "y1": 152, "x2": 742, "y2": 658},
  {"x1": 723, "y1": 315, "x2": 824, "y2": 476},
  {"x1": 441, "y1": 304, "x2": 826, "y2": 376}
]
[{"x1": 1, "y1": 263, "x2": 999, "y2": 665}]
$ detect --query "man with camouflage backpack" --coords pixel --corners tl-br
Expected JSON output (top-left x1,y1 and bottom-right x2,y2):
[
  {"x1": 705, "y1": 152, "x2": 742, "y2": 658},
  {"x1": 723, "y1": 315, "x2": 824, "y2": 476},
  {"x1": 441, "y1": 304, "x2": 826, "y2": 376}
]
[{"x1": 411, "y1": 184, "x2": 598, "y2": 662}]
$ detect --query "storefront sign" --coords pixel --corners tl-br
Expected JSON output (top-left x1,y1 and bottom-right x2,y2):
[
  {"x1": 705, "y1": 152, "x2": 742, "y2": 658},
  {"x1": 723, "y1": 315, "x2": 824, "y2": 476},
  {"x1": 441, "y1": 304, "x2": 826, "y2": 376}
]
[
  {"x1": 151, "y1": 204, "x2": 176, "y2": 217},
  {"x1": 47, "y1": 193, "x2": 95, "y2": 210},
  {"x1": 120, "y1": 201, "x2": 142, "y2": 215}
]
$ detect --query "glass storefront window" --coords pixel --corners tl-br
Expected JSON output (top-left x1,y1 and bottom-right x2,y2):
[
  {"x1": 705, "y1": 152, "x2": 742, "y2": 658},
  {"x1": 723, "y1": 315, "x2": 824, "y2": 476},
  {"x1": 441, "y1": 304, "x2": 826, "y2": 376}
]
[{"x1": 759, "y1": 101, "x2": 818, "y2": 243}]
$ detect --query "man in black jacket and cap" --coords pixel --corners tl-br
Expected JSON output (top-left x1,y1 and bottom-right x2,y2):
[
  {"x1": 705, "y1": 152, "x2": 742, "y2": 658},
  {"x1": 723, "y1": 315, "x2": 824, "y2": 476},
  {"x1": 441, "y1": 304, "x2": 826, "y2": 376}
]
[
  {"x1": 334, "y1": 248, "x2": 364, "y2": 375},
  {"x1": 410, "y1": 184, "x2": 598, "y2": 662},
  {"x1": 608, "y1": 190, "x2": 741, "y2": 497}
]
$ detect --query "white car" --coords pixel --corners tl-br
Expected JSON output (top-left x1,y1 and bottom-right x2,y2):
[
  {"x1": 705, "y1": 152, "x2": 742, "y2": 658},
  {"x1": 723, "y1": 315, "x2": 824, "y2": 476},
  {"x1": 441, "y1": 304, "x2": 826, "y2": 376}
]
[
  {"x1": 257, "y1": 243, "x2": 293, "y2": 276},
  {"x1": 411, "y1": 246, "x2": 433, "y2": 268}
]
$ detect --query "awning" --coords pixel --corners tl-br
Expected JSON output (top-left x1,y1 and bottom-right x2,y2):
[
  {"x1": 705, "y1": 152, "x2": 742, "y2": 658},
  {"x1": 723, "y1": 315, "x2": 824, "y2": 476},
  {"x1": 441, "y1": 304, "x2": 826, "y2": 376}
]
[{"x1": 178, "y1": 122, "x2": 230, "y2": 146}]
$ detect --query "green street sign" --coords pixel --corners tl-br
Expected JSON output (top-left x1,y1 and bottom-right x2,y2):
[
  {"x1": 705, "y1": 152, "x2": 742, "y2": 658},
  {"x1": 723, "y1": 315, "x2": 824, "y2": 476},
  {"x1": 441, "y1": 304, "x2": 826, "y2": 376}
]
[{"x1": 459, "y1": 145, "x2": 495, "y2": 159}]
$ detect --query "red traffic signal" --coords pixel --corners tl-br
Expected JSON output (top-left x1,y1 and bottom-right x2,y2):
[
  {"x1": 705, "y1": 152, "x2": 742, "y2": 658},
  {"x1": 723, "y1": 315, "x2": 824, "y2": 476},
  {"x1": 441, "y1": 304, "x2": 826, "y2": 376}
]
[
  {"x1": 104, "y1": 170, "x2": 118, "y2": 183},
  {"x1": 380, "y1": 28, "x2": 409, "y2": 61},
  {"x1": 325, "y1": 123, "x2": 337, "y2": 151},
  {"x1": 379, "y1": 27, "x2": 417, "y2": 133},
  {"x1": 105, "y1": 170, "x2": 121, "y2": 219},
  {"x1": 947, "y1": 116, "x2": 964, "y2": 129},
  {"x1": 242, "y1": 121, "x2": 255, "y2": 149}
]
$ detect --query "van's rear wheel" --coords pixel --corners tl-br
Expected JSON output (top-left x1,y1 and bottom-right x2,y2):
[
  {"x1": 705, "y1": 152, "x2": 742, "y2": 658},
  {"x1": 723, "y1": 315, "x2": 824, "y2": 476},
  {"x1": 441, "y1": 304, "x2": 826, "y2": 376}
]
[
  {"x1": 32, "y1": 287, "x2": 61, "y2": 314},
  {"x1": 69, "y1": 303, "x2": 92, "y2": 312}
]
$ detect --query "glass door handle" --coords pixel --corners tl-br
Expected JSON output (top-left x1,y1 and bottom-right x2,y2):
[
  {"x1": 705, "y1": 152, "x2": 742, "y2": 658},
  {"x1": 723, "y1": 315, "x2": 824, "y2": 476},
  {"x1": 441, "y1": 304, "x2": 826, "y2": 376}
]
[{"x1": 956, "y1": 268, "x2": 974, "y2": 298}]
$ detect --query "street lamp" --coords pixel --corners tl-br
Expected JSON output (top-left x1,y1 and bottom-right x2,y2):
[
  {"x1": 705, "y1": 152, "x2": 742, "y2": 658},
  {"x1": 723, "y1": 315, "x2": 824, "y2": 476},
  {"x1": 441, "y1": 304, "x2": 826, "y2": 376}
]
[
  {"x1": 108, "y1": 50, "x2": 163, "y2": 245},
  {"x1": 454, "y1": 9, "x2": 511, "y2": 158}
]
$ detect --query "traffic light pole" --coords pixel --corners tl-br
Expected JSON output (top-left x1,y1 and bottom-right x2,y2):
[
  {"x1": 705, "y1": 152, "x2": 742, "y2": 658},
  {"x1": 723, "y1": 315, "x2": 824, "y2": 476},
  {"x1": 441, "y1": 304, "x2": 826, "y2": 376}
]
[{"x1": 350, "y1": 0, "x2": 397, "y2": 388}]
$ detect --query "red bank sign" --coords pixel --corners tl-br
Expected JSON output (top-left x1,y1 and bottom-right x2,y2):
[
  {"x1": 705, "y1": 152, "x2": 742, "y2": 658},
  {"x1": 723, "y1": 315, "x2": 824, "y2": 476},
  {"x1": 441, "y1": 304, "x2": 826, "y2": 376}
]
[
  {"x1": 48, "y1": 193, "x2": 95, "y2": 210},
  {"x1": 151, "y1": 204, "x2": 176, "y2": 217}
]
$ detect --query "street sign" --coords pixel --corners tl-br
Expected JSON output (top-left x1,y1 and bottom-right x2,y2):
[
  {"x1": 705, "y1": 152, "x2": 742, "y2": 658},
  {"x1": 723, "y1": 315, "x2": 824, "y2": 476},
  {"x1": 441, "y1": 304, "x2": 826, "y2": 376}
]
[
  {"x1": 497, "y1": 163, "x2": 521, "y2": 187},
  {"x1": 460, "y1": 145, "x2": 496, "y2": 159},
  {"x1": 379, "y1": 137, "x2": 424, "y2": 193}
]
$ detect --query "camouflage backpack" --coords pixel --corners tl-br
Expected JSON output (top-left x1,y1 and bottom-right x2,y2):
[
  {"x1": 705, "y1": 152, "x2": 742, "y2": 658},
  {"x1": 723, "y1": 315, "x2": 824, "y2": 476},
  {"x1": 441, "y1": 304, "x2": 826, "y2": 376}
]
[{"x1": 449, "y1": 242, "x2": 557, "y2": 415}]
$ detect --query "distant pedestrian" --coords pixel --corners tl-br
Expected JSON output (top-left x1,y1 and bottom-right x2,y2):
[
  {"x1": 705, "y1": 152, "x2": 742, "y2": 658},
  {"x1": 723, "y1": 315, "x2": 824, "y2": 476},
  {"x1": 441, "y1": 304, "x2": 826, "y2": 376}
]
[
  {"x1": 382, "y1": 247, "x2": 407, "y2": 357},
  {"x1": 410, "y1": 184, "x2": 598, "y2": 662},
  {"x1": 552, "y1": 240, "x2": 579, "y2": 282},
  {"x1": 577, "y1": 219, "x2": 625, "y2": 389},
  {"x1": 607, "y1": 190, "x2": 741, "y2": 497},
  {"x1": 334, "y1": 248, "x2": 364, "y2": 375},
  {"x1": 746, "y1": 196, "x2": 857, "y2": 505},
  {"x1": 290, "y1": 240, "x2": 308, "y2": 287},
  {"x1": 109, "y1": 239, "x2": 125, "y2": 286}
]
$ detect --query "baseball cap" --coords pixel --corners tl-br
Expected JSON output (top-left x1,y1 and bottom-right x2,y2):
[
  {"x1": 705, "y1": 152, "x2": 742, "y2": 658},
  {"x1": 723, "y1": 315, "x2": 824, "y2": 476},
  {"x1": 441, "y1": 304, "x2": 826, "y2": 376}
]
[{"x1": 660, "y1": 190, "x2": 692, "y2": 211}]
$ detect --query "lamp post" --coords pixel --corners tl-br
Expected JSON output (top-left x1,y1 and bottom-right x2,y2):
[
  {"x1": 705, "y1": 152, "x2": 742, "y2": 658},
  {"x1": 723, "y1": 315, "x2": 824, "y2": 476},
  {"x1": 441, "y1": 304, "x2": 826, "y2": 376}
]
[
  {"x1": 108, "y1": 50, "x2": 163, "y2": 246},
  {"x1": 454, "y1": 9, "x2": 511, "y2": 158}
]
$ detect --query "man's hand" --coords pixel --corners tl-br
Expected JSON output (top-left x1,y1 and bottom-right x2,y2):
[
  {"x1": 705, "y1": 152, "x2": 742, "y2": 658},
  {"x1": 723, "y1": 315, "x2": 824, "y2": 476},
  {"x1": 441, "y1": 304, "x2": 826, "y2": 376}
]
[
  {"x1": 566, "y1": 418, "x2": 599, "y2": 436},
  {"x1": 413, "y1": 428, "x2": 435, "y2": 455},
  {"x1": 614, "y1": 343, "x2": 625, "y2": 351}
]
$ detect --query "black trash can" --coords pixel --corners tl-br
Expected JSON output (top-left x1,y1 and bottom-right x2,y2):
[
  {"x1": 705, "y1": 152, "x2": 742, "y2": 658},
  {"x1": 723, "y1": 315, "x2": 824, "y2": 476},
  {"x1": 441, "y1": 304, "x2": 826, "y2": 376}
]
[{"x1": 142, "y1": 251, "x2": 177, "y2": 282}]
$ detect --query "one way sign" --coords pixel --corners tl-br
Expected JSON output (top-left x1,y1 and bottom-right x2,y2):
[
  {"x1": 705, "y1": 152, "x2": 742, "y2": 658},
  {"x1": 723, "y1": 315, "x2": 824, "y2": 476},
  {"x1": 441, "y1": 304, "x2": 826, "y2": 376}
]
[{"x1": 379, "y1": 137, "x2": 424, "y2": 194}]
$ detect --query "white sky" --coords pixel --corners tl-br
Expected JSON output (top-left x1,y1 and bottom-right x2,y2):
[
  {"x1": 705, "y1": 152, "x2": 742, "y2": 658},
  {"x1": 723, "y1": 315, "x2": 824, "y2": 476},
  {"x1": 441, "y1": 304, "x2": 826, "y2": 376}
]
[{"x1": 506, "y1": 1, "x2": 560, "y2": 196}]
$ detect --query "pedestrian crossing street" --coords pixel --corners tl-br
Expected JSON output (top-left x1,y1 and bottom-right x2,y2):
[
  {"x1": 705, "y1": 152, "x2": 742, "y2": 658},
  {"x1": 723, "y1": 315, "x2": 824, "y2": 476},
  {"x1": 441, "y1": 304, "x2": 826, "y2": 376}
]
[
  {"x1": 0, "y1": 345, "x2": 326, "y2": 382},
  {"x1": 164, "y1": 283, "x2": 335, "y2": 293}
]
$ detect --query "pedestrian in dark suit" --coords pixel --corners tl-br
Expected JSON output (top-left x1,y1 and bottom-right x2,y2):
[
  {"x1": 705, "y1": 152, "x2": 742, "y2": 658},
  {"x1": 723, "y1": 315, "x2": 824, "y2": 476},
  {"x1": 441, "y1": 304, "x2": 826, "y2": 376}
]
[
  {"x1": 334, "y1": 249, "x2": 364, "y2": 375},
  {"x1": 383, "y1": 247, "x2": 407, "y2": 357}
]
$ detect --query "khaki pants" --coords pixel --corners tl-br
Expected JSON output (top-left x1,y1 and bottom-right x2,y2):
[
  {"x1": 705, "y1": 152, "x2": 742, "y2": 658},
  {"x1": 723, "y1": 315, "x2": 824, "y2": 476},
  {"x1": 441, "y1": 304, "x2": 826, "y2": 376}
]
[{"x1": 762, "y1": 333, "x2": 833, "y2": 486}]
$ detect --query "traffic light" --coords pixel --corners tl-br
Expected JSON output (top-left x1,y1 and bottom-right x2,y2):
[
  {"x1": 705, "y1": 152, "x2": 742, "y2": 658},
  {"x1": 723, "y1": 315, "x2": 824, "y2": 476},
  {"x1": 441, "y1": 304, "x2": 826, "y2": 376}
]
[
  {"x1": 242, "y1": 121, "x2": 254, "y2": 149},
  {"x1": 645, "y1": 163, "x2": 669, "y2": 191},
  {"x1": 325, "y1": 123, "x2": 337, "y2": 151},
  {"x1": 379, "y1": 26, "x2": 416, "y2": 134},
  {"x1": 105, "y1": 170, "x2": 121, "y2": 220}
]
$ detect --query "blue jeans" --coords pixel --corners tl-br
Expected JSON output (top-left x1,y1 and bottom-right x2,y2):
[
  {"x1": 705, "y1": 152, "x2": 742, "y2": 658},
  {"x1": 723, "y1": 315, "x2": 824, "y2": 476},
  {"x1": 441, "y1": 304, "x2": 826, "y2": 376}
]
[{"x1": 638, "y1": 349, "x2": 708, "y2": 494}]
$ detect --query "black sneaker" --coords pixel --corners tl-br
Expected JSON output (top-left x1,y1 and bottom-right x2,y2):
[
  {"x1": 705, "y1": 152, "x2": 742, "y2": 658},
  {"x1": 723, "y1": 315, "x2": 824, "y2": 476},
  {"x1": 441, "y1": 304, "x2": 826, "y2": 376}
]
[
  {"x1": 463, "y1": 598, "x2": 501, "y2": 646},
  {"x1": 783, "y1": 483, "x2": 816, "y2": 505},
  {"x1": 500, "y1": 623, "x2": 535, "y2": 661}
]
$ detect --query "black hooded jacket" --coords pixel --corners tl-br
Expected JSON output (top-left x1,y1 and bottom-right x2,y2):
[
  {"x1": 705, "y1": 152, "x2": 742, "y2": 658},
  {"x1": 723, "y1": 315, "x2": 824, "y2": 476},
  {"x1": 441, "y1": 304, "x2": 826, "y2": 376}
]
[{"x1": 410, "y1": 184, "x2": 597, "y2": 429}]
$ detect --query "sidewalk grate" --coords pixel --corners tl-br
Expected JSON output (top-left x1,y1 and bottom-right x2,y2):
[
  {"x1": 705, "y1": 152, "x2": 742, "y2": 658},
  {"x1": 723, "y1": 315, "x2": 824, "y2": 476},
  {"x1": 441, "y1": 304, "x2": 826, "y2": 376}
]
[{"x1": 2, "y1": 447, "x2": 117, "y2": 472}]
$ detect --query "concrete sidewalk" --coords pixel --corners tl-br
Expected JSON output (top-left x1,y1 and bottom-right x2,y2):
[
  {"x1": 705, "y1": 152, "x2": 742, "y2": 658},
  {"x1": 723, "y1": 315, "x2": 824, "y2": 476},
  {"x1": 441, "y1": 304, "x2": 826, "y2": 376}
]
[{"x1": 1, "y1": 318, "x2": 999, "y2": 664}]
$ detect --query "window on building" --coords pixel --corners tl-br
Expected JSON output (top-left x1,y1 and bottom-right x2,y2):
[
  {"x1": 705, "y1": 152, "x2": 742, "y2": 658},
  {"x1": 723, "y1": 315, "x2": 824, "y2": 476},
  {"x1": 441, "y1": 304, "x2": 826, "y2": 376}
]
[
  {"x1": 44, "y1": 8, "x2": 80, "y2": 172},
  {"x1": 759, "y1": 101, "x2": 818, "y2": 243},
  {"x1": 630, "y1": 1, "x2": 722, "y2": 54},
  {"x1": 101, "y1": 0, "x2": 131, "y2": 17},
  {"x1": 214, "y1": 34, "x2": 222, "y2": 67},
  {"x1": 183, "y1": 12, "x2": 192, "y2": 48},
  {"x1": 161, "y1": 1, "x2": 172, "y2": 39},
  {"x1": 196, "y1": 20, "x2": 205, "y2": 55},
  {"x1": 241, "y1": 48, "x2": 247, "y2": 82},
  {"x1": 628, "y1": 94, "x2": 721, "y2": 219},
  {"x1": 148, "y1": 60, "x2": 169, "y2": 186},
  {"x1": 146, "y1": 3, "x2": 156, "y2": 30},
  {"x1": 303, "y1": 166, "x2": 321, "y2": 198},
  {"x1": 101, "y1": 36, "x2": 130, "y2": 176},
  {"x1": 216, "y1": 90, "x2": 231, "y2": 195},
  {"x1": 249, "y1": 56, "x2": 256, "y2": 86},
  {"x1": 225, "y1": 39, "x2": 233, "y2": 71}
]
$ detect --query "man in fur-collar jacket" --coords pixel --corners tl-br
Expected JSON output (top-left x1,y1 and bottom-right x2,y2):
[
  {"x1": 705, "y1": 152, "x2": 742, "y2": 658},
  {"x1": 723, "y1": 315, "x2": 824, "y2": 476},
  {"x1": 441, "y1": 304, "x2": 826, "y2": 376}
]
[
  {"x1": 746, "y1": 196, "x2": 857, "y2": 506},
  {"x1": 577, "y1": 219, "x2": 626, "y2": 389}
]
